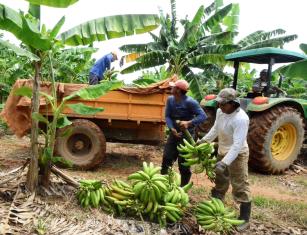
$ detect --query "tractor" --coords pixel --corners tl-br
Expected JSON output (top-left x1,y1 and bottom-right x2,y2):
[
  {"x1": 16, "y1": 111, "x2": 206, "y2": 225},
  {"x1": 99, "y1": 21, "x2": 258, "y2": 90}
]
[{"x1": 199, "y1": 47, "x2": 307, "y2": 174}]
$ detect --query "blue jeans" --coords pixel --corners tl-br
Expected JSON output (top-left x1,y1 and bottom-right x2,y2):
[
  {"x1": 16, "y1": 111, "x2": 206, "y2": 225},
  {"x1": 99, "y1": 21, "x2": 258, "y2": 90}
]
[{"x1": 89, "y1": 73, "x2": 101, "y2": 85}]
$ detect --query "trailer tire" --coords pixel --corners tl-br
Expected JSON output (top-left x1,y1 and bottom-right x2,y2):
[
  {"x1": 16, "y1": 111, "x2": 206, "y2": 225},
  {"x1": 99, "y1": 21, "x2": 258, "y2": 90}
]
[{"x1": 55, "y1": 119, "x2": 106, "y2": 170}]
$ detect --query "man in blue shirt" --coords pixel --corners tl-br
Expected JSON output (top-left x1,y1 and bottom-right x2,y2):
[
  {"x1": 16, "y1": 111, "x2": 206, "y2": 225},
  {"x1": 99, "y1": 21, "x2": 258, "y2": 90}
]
[
  {"x1": 161, "y1": 77, "x2": 207, "y2": 186},
  {"x1": 89, "y1": 52, "x2": 118, "y2": 85}
]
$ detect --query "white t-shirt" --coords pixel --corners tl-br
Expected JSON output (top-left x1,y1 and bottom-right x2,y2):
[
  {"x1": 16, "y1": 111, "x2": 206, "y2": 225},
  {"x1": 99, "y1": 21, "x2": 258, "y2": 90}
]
[{"x1": 203, "y1": 108, "x2": 249, "y2": 165}]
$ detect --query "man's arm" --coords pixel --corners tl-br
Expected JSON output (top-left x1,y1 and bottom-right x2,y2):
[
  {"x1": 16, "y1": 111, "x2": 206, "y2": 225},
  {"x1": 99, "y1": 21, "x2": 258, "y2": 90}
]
[
  {"x1": 165, "y1": 97, "x2": 174, "y2": 129},
  {"x1": 104, "y1": 54, "x2": 113, "y2": 71},
  {"x1": 221, "y1": 118, "x2": 249, "y2": 165},
  {"x1": 165, "y1": 97, "x2": 182, "y2": 138},
  {"x1": 190, "y1": 99, "x2": 207, "y2": 126},
  {"x1": 179, "y1": 99, "x2": 207, "y2": 129}
]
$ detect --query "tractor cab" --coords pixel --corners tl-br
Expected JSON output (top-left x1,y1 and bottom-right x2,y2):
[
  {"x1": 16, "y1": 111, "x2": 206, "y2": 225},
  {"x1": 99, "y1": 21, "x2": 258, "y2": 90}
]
[
  {"x1": 225, "y1": 47, "x2": 306, "y2": 98},
  {"x1": 199, "y1": 47, "x2": 307, "y2": 175},
  {"x1": 201, "y1": 47, "x2": 307, "y2": 111}
]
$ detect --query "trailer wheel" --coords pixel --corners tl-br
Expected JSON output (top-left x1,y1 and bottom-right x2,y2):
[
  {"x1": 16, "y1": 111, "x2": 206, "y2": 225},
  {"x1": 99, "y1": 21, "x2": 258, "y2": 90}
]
[
  {"x1": 55, "y1": 119, "x2": 106, "y2": 170},
  {"x1": 248, "y1": 106, "x2": 305, "y2": 174}
]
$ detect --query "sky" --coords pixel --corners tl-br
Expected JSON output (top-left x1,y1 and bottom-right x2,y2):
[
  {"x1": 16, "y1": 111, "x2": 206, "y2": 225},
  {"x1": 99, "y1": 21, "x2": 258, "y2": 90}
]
[{"x1": 0, "y1": 0, "x2": 306, "y2": 82}]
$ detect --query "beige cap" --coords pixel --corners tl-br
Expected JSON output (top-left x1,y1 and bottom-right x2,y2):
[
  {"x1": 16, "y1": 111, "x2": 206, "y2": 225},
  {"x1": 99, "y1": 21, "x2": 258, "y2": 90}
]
[{"x1": 216, "y1": 88, "x2": 240, "y2": 104}]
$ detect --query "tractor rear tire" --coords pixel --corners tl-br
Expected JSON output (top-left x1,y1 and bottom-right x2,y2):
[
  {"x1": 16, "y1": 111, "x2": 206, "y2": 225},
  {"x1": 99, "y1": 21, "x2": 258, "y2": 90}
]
[
  {"x1": 55, "y1": 119, "x2": 106, "y2": 170},
  {"x1": 248, "y1": 106, "x2": 305, "y2": 174}
]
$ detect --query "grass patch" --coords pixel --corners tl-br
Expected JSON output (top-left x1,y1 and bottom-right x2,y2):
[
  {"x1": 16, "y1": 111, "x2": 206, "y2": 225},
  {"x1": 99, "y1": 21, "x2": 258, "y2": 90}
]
[
  {"x1": 191, "y1": 186, "x2": 207, "y2": 195},
  {"x1": 248, "y1": 173, "x2": 279, "y2": 187},
  {"x1": 297, "y1": 178, "x2": 307, "y2": 188},
  {"x1": 253, "y1": 196, "x2": 307, "y2": 227}
]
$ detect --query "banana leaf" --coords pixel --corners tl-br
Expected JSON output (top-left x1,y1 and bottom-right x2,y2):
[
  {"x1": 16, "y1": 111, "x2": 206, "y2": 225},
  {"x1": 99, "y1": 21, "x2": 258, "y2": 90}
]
[
  {"x1": 32, "y1": 112, "x2": 49, "y2": 124},
  {"x1": 22, "y1": 0, "x2": 78, "y2": 8},
  {"x1": 277, "y1": 59, "x2": 307, "y2": 81},
  {"x1": 67, "y1": 103, "x2": 104, "y2": 115},
  {"x1": 223, "y1": 3, "x2": 239, "y2": 32},
  {"x1": 203, "y1": 4, "x2": 233, "y2": 31},
  {"x1": 120, "y1": 44, "x2": 148, "y2": 53},
  {"x1": 68, "y1": 81, "x2": 123, "y2": 100},
  {"x1": 0, "y1": 38, "x2": 40, "y2": 61},
  {"x1": 300, "y1": 43, "x2": 307, "y2": 54},
  {"x1": 57, "y1": 116, "x2": 72, "y2": 128},
  {"x1": 121, "y1": 51, "x2": 169, "y2": 74},
  {"x1": 49, "y1": 16, "x2": 65, "y2": 39},
  {"x1": 0, "y1": 4, "x2": 52, "y2": 50},
  {"x1": 13, "y1": 86, "x2": 33, "y2": 98},
  {"x1": 199, "y1": 31, "x2": 237, "y2": 45},
  {"x1": 238, "y1": 29, "x2": 289, "y2": 49},
  {"x1": 242, "y1": 35, "x2": 297, "y2": 50},
  {"x1": 59, "y1": 14, "x2": 160, "y2": 46},
  {"x1": 191, "y1": 44, "x2": 238, "y2": 56},
  {"x1": 188, "y1": 54, "x2": 227, "y2": 68}
]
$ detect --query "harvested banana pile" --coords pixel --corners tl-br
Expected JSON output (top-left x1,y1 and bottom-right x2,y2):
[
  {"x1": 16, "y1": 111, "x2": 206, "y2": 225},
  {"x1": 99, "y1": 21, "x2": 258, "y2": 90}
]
[
  {"x1": 76, "y1": 162, "x2": 192, "y2": 227},
  {"x1": 196, "y1": 198, "x2": 244, "y2": 233},
  {"x1": 177, "y1": 128, "x2": 217, "y2": 181}
]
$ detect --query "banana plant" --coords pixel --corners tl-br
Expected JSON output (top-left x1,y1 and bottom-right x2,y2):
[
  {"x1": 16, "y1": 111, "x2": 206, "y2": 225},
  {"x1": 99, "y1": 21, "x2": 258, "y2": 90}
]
[
  {"x1": 0, "y1": 0, "x2": 160, "y2": 190},
  {"x1": 120, "y1": 0, "x2": 239, "y2": 101},
  {"x1": 274, "y1": 43, "x2": 307, "y2": 98},
  {"x1": 120, "y1": 0, "x2": 298, "y2": 101},
  {"x1": 277, "y1": 43, "x2": 307, "y2": 81}
]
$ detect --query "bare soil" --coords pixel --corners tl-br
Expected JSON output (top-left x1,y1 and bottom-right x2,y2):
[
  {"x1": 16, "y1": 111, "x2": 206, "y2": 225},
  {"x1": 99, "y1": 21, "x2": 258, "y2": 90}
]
[{"x1": 0, "y1": 134, "x2": 306, "y2": 234}]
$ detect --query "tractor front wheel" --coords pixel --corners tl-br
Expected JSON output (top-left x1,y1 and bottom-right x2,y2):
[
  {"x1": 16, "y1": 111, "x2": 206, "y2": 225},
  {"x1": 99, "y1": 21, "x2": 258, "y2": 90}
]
[{"x1": 248, "y1": 106, "x2": 305, "y2": 174}]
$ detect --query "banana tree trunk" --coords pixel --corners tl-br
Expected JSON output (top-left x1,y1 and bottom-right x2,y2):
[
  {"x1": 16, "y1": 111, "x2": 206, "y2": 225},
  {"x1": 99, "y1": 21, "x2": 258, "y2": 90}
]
[{"x1": 26, "y1": 61, "x2": 41, "y2": 192}]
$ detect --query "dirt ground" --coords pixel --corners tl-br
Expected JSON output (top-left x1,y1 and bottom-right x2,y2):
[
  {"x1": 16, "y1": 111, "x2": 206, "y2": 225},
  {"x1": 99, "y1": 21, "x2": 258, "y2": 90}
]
[{"x1": 0, "y1": 133, "x2": 306, "y2": 234}]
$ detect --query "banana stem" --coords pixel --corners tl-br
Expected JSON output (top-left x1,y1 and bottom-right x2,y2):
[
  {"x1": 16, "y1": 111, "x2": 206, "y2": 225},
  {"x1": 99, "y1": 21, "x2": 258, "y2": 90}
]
[
  {"x1": 175, "y1": 120, "x2": 195, "y2": 145},
  {"x1": 183, "y1": 129, "x2": 195, "y2": 146}
]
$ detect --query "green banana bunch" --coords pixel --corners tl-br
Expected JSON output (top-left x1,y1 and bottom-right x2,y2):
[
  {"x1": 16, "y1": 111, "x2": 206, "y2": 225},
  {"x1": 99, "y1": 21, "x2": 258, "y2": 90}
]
[
  {"x1": 128, "y1": 162, "x2": 168, "y2": 211},
  {"x1": 195, "y1": 198, "x2": 244, "y2": 232},
  {"x1": 166, "y1": 169, "x2": 181, "y2": 187},
  {"x1": 128, "y1": 162, "x2": 189, "y2": 225},
  {"x1": 163, "y1": 186, "x2": 189, "y2": 207},
  {"x1": 159, "y1": 202, "x2": 184, "y2": 223},
  {"x1": 177, "y1": 137, "x2": 216, "y2": 182},
  {"x1": 103, "y1": 180, "x2": 135, "y2": 215},
  {"x1": 76, "y1": 180, "x2": 106, "y2": 208}
]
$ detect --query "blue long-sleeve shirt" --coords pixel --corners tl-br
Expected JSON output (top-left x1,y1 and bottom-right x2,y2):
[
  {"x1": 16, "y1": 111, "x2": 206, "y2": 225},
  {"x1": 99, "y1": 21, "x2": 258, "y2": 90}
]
[
  {"x1": 90, "y1": 53, "x2": 114, "y2": 80},
  {"x1": 165, "y1": 95, "x2": 207, "y2": 132}
]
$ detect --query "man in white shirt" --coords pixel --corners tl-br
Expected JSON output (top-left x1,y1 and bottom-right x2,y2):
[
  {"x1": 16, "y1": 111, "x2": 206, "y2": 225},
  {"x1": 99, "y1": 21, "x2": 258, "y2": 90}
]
[{"x1": 198, "y1": 88, "x2": 251, "y2": 231}]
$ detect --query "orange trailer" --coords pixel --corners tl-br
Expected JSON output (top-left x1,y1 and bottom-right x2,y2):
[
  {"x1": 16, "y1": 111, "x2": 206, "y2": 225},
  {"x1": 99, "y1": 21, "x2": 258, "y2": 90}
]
[{"x1": 1, "y1": 79, "x2": 172, "y2": 169}]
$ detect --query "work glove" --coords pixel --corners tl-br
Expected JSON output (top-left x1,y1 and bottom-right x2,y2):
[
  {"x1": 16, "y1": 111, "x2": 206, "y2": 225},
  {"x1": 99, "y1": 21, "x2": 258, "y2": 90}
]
[{"x1": 215, "y1": 161, "x2": 227, "y2": 175}]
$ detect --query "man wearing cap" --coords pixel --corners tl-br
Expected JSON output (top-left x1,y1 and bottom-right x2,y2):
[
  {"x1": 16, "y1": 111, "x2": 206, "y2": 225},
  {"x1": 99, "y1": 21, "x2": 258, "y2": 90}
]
[
  {"x1": 89, "y1": 52, "x2": 118, "y2": 85},
  {"x1": 161, "y1": 76, "x2": 207, "y2": 187},
  {"x1": 197, "y1": 88, "x2": 251, "y2": 231}
]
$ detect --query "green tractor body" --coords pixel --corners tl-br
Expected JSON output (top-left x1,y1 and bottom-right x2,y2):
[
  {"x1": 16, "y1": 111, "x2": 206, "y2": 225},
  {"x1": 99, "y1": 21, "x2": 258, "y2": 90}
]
[{"x1": 200, "y1": 47, "x2": 307, "y2": 174}]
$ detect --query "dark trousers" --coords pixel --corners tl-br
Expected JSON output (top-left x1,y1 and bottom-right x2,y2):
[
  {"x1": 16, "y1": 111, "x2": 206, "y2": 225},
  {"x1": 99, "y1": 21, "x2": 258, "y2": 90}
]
[
  {"x1": 89, "y1": 73, "x2": 101, "y2": 85},
  {"x1": 161, "y1": 133, "x2": 192, "y2": 186}
]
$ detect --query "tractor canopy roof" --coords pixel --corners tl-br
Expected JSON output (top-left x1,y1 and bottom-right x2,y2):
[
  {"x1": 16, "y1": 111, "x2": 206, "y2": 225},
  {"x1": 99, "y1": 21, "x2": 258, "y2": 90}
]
[{"x1": 225, "y1": 47, "x2": 307, "y2": 64}]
